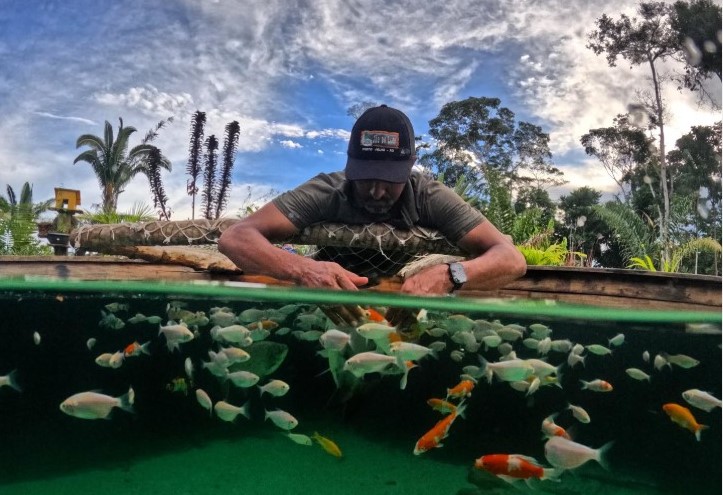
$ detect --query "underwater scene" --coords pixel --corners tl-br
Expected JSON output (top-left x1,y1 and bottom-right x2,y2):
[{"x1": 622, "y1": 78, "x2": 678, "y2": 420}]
[{"x1": 0, "y1": 279, "x2": 720, "y2": 495}]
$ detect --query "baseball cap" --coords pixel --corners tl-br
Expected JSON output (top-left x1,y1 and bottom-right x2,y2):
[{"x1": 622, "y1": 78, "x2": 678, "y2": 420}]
[{"x1": 345, "y1": 104, "x2": 416, "y2": 183}]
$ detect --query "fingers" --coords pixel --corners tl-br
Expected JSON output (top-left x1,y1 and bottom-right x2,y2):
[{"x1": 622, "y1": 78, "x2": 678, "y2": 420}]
[
  {"x1": 320, "y1": 304, "x2": 364, "y2": 327},
  {"x1": 387, "y1": 307, "x2": 417, "y2": 328}
]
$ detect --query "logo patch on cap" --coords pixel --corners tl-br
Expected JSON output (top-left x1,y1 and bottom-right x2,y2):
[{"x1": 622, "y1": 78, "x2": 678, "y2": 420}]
[{"x1": 360, "y1": 130, "x2": 399, "y2": 150}]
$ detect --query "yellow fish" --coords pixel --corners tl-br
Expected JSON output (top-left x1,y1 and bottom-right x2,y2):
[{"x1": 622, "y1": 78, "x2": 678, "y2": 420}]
[{"x1": 312, "y1": 432, "x2": 342, "y2": 458}]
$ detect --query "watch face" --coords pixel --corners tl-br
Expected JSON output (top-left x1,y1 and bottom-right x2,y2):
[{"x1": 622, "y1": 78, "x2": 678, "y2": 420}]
[{"x1": 449, "y1": 262, "x2": 467, "y2": 284}]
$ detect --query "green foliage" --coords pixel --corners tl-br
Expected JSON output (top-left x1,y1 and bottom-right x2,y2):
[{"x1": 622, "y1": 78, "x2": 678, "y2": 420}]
[
  {"x1": 0, "y1": 183, "x2": 54, "y2": 255},
  {"x1": 78, "y1": 202, "x2": 156, "y2": 224},
  {"x1": 592, "y1": 202, "x2": 655, "y2": 265},
  {"x1": 629, "y1": 237, "x2": 721, "y2": 272},
  {"x1": 517, "y1": 237, "x2": 587, "y2": 266}
]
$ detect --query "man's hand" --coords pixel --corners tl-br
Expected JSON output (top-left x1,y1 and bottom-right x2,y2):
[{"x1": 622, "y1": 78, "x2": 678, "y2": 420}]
[
  {"x1": 320, "y1": 304, "x2": 367, "y2": 328},
  {"x1": 298, "y1": 260, "x2": 369, "y2": 290},
  {"x1": 399, "y1": 263, "x2": 453, "y2": 295}
]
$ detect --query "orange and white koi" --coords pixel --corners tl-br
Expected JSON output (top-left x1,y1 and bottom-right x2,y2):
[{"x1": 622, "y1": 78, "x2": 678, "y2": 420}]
[
  {"x1": 662, "y1": 403, "x2": 708, "y2": 441},
  {"x1": 413, "y1": 403, "x2": 466, "y2": 455},
  {"x1": 446, "y1": 379, "x2": 475, "y2": 400},
  {"x1": 474, "y1": 454, "x2": 559, "y2": 483},
  {"x1": 580, "y1": 379, "x2": 613, "y2": 392},
  {"x1": 541, "y1": 414, "x2": 570, "y2": 440}
]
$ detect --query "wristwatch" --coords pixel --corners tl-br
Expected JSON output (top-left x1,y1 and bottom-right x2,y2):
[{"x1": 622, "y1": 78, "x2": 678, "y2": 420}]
[{"x1": 446, "y1": 262, "x2": 467, "y2": 291}]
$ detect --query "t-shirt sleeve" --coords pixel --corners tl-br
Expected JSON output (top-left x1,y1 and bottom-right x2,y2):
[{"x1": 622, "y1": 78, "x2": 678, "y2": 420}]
[
  {"x1": 271, "y1": 174, "x2": 339, "y2": 229},
  {"x1": 419, "y1": 179, "x2": 486, "y2": 244}
]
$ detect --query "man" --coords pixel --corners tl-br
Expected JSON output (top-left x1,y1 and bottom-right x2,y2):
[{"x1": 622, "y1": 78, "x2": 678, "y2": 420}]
[{"x1": 218, "y1": 105, "x2": 526, "y2": 310}]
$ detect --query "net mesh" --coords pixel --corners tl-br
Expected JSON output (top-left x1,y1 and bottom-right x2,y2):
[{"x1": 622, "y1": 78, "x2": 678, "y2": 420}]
[{"x1": 70, "y1": 220, "x2": 464, "y2": 277}]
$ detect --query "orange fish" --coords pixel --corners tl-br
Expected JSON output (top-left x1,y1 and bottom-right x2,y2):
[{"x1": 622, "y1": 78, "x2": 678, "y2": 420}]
[
  {"x1": 123, "y1": 340, "x2": 151, "y2": 357},
  {"x1": 248, "y1": 319, "x2": 279, "y2": 331},
  {"x1": 312, "y1": 432, "x2": 343, "y2": 458},
  {"x1": 427, "y1": 398, "x2": 457, "y2": 415},
  {"x1": 446, "y1": 379, "x2": 475, "y2": 400},
  {"x1": 413, "y1": 403, "x2": 466, "y2": 455},
  {"x1": 474, "y1": 454, "x2": 559, "y2": 483},
  {"x1": 541, "y1": 414, "x2": 571, "y2": 440},
  {"x1": 366, "y1": 307, "x2": 387, "y2": 323},
  {"x1": 663, "y1": 403, "x2": 708, "y2": 441},
  {"x1": 388, "y1": 332, "x2": 402, "y2": 344}
]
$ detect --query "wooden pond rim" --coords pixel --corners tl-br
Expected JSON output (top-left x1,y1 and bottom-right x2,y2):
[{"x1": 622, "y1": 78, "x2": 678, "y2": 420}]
[{"x1": 0, "y1": 256, "x2": 719, "y2": 313}]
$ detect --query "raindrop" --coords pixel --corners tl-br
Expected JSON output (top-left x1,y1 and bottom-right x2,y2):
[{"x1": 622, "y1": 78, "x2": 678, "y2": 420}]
[
  {"x1": 682, "y1": 37, "x2": 702, "y2": 65},
  {"x1": 576, "y1": 216, "x2": 587, "y2": 227},
  {"x1": 704, "y1": 40, "x2": 717, "y2": 53},
  {"x1": 697, "y1": 199, "x2": 710, "y2": 219},
  {"x1": 643, "y1": 175, "x2": 652, "y2": 184},
  {"x1": 626, "y1": 103, "x2": 649, "y2": 128},
  {"x1": 699, "y1": 186, "x2": 709, "y2": 199}
]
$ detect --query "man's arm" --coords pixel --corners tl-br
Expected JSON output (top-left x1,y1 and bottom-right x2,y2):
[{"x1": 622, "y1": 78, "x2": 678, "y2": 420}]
[
  {"x1": 399, "y1": 220, "x2": 527, "y2": 295},
  {"x1": 217, "y1": 202, "x2": 368, "y2": 290}
]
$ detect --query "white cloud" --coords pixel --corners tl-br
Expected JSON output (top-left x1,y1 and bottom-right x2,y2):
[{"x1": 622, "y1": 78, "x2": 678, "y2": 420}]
[
  {"x1": 32, "y1": 112, "x2": 97, "y2": 126},
  {"x1": 280, "y1": 140, "x2": 302, "y2": 149}
]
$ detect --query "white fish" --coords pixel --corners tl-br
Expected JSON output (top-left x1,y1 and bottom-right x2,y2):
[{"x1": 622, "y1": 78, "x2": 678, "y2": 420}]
[
  {"x1": 661, "y1": 352, "x2": 700, "y2": 369},
  {"x1": 567, "y1": 351, "x2": 585, "y2": 368},
  {"x1": 104, "y1": 302, "x2": 129, "y2": 313},
  {"x1": 529, "y1": 323, "x2": 552, "y2": 339},
  {"x1": 522, "y1": 337, "x2": 540, "y2": 350},
  {"x1": 145, "y1": 315, "x2": 162, "y2": 325},
  {"x1": 544, "y1": 436, "x2": 613, "y2": 470},
  {"x1": 319, "y1": 329, "x2": 351, "y2": 352},
  {"x1": 449, "y1": 350, "x2": 465, "y2": 362},
  {"x1": 580, "y1": 379, "x2": 613, "y2": 392},
  {"x1": 497, "y1": 343, "x2": 514, "y2": 356},
  {"x1": 86, "y1": 338, "x2": 97, "y2": 350},
  {"x1": 536, "y1": 337, "x2": 552, "y2": 356},
  {"x1": 109, "y1": 351, "x2": 125, "y2": 369},
  {"x1": 227, "y1": 370, "x2": 260, "y2": 388},
  {"x1": 568, "y1": 403, "x2": 591, "y2": 423},
  {"x1": 550, "y1": 339, "x2": 572, "y2": 353},
  {"x1": 127, "y1": 313, "x2": 147, "y2": 324},
  {"x1": 195, "y1": 389, "x2": 212, "y2": 416},
  {"x1": 60, "y1": 387, "x2": 134, "y2": 420},
  {"x1": 585, "y1": 344, "x2": 612, "y2": 356},
  {"x1": 355, "y1": 323, "x2": 397, "y2": 340},
  {"x1": 608, "y1": 333, "x2": 625, "y2": 347},
  {"x1": 265, "y1": 409, "x2": 298, "y2": 430},
  {"x1": 214, "y1": 400, "x2": 250, "y2": 422},
  {"x1": 210, "y1": 309, "x2": 237, "y2": 327},
  {"x1": 258, "y1": 379, "x2": 290, "y2": 397},
  {"x1": 684, "y1": 323, "x2": 721, "y2": 335},
  {"x1": 297, "y1": 330, "x2": 323, "y2": 342},
  {"x1": 184, "y1": 357, "x2": 195, "y2": 381},
  {"x1": 428, "y1": 341, "x2": 446, "y2": 352},
  {"x1": 482, "y1": 334, "x2": 503, "y2": 350},
  {"x1": 625, "y1": 368, "x2": 651, "y2": 381},
  {"x1": 95, "y1": 353, "x2": 114, "y2": 368},
  {"x1": 219, "y1": 347, "x2": 251, "y2": 364},
  {"x1": 682, "y1": 389, "x2": 722, "y2": 412},
  {"x1": 389, "y1": 342, "x2": 435, "y2": 361},
  {"x1": 158, "y1": 322, "x2": 194, "y2": 352},
  {"x1": 343, "y1": 352, "x2": 401, "y2": 378},
  {"x1": 480, "y1": 357, "x2": 534, "y2": 383},
  {"x1": 210, "y1": 324, "x2": 250, "y2": 344},
  {"x1": 642, "y1": 350, "x2": 650, "y2": 363},
  {"x1": 425, "y1": 327, "x2": 448, "y2": 338},
  {"x1": 275, "y1": 327, "x2": 291, "y2": 336},
  {"x1": 33, "y1": 332, "x2": 41, "y2": 345},
  {"x1": 525, "y1": 359, "x2": 559, "y2": 378},
  {"x1": 238, "y1": 308, "x2": 266, "y2": 323},
  {"x1": 653, "y1": 354, "x2": 670, "y2": 371},
  {"x1": 0, "y1": 369, "x2": 21, "y2": 392},
  {"x1": 526, "y1": 376, "x2": 541, "y2": 396},
  {"x1": 283, "y1": 432, "x2": 313, "y2": 446},
  {"x1": 496, "y1": 327, "x2": 524, "y2": 342},
  {"x1": 571, "y1": 343, "x2": 585, "y2": 355}
]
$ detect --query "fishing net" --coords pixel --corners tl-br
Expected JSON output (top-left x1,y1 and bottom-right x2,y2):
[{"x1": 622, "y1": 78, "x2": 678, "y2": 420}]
[{"x1": 70, "y1": 220, "x2": 465, "y2": 278}]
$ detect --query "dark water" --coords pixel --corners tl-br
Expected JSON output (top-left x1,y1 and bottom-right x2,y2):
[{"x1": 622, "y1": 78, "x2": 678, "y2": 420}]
[{"x1": 0, "y1": 281, "x2": 719, "y2": 494}]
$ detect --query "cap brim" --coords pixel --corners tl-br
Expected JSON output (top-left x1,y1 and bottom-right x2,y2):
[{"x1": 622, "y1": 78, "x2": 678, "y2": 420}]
[{"x1": 345, "y1": 157, "x2": 415, "y2": 183}]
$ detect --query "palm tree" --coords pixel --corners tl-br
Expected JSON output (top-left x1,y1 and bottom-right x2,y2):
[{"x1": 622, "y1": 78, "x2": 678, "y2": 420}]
[
  {"x1": 0, "y1": 182, "x2": 53, "y2": 254},
  {"x1": 74, "y1": 118, "x2": 171, "y2": 213}
]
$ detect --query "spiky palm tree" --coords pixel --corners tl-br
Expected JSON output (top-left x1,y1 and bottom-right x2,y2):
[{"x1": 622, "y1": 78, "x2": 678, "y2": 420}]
[
  {"x1": 74, "y1": 118, "x2": 171, "y2": 213},
  {"x1": 0, "y1": 183, "x2": 53, "y2": 254}
]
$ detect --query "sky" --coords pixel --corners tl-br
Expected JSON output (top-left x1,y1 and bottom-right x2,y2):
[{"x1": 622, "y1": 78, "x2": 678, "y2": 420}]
[{"x1": 0, "y1": 0, "x2": 720, "y2": 222}]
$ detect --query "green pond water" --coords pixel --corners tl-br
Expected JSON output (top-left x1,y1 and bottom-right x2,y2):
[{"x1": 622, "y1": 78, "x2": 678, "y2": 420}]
[{"x1": 0, "y1": 278, "x2": 720, "y2": 495}]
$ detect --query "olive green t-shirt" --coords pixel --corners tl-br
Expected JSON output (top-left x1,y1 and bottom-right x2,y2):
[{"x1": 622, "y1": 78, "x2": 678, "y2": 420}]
[{"x1": 271, "y1": 171, "x2": 485, "y2": 279}]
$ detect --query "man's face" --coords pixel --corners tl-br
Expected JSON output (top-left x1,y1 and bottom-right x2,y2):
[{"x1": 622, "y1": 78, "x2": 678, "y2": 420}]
[{"x1": 351, "y1": 179, "x2": 406, "y2": 215}]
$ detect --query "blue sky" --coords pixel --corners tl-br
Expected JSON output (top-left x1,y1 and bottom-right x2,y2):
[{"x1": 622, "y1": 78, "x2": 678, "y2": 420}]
[{"x1": 0, "y1": 0, "x2": 720, "y2": 220}]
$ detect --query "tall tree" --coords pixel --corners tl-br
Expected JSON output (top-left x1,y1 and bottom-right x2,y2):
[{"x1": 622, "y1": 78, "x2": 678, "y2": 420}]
[
  {"x1": 671, "y1": 0, "x2": 722, "y2": 106},
  {"x1": 187, "y1": 111, "x2": 207, "y2": 219},
  {"x1": 74, "y1": 118, "x2": 171, "y2": 213},
  {"x1": 581, "y1": 114, "x2": 655, "y2": 202},
  {"x1": 421, "y1": 97, "x2": 558, "y2": 197},
  {"x1": 588, "y1": 1, "x2": 681, "y2": 264},
  {"x1": 214, "y1": 121, "x2": 240, "y2": 219},
  {"x1": 201, "y1": 135, "x2": 218, "y2": 220}
]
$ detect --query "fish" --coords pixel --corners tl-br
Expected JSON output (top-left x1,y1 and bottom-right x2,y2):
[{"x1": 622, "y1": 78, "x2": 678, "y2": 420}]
[
  {"x1": 184, "y1": 357, "x2": 195, "y2": 383},
  {"x1": 210, "y1": 324, "x2": 251, "y2": 344},
  {"x1": 312, "y1": 432, "x2": 343, "y2": 457},
  {"x1": 127, "y1": 313, "x2": 147, "y2": 324},
  {"x1": 550, "y1": 339, "x2": 572, "y2": 353},
  {"x1": 528, "y1": 323, "x2": 552, "y2": 339},
  {"x1": 541, "y1": 414, "x2": 570, "y2": 440},
  {"x1": 681, "y1": 389, "x2": 722, "y2": 412},
  {"x1": 258, "y1": 379, "x2": 290, "y2": 397},
  {"x1": 580, "y1": 379, "x2": 613, "y2": 392},
  {"x1": 653, "y1": 354, "x2": 671, "y2": 371},
  {"x1": 95, "y1": 353, "x2": 114, "y2": 368},
  {"x1": 389, "y1": 341, "x2": 436, "y2": 361},
  {"x1": 283, "y1": 432, "x2": 313, "y2": 446},
  {"x1": 544, "y1": 436, "x2": 613, "y2": 470},
  {"x1": 319, "y1": 329, "x2": 351, "y2": 352},
  {"x1": 104, "y1": 302, "x2": 129, "y2": 313},
  {"x1": 446, "y1": 379, "x2": 475, "y2": 400},
  {"x1": 227, "y1": 370, "x2": 260, "y2": 388},
  {"x1": 108, "y1": 351, "x2": 125, "y2": 369},
  {"x1": 214, "y1": 400, "x2": 250, "y2": 422},
  {"x1": 165, "y1": 377, "x2": 188, "y2": 395},
  {"x1": 427, "y1": 398, "x2": 458, "y2": 415},
  {"x1": 228, "y1": 341, "x2": 288, "y2": 378},
  {"x1": 158, "y1": 322, "x2": 194, "y2": 352},
  {"x1": 625, "y1": 368, "x2": 651, "y2": 381},
  {"x1": 365, "y1": 307, "x2": 387, "y2": 323},
  {"x1": 413, "y1": 403, "x2": 466, "y2": 455},
  {"x1": 195, "y1": 389, "x2": 213, "y2": 416},
  {"x1": 0, "y1": 369, "x2": 22, "y2": 392},
  {"x1": 33, "y1": 332, "x2": 41, "y2": 345},
  {"x1": 536, "y1": 337, "x2": 552, "y2": 356},
  {"x1": 86, "y1": 338, "x2": 97, "y2": 350},
  {"x1": 608, "y1": 333, "x2": 625, "y2": 347},
  {"x1": 661, "y1": 352, "x2": 700, "y2": 369},
  {"x1": 210, "y1": 309, "x2": 237, "y2": 327},
  {"x1": 145, "y1": 315, "x2": 162, "y2": 324},
  {"x1": 219, "y1": 347, "x2": 251, "y2": 364},
  {"x1": 474, "y1": 454, "x2": 560, "y2": 484},
  {"x1": 585, "y1": 344, "x2": 612, "y2": 356},
  {"x1": 568, "y1": 403, "x2": 591, "y2": 423},
  {"x1": 567, "y1": 351, "x2": 585, "y2": 368},
  {"x1": 662, "y1": 403, "x2": 708, "y2": 441},
  {"x1": 642, "y1": 350, "x2": 650, "y2": 363},
  {"x1": 479, "y1": 357, "x2": 534, "y2": 383},
  {"x1": 123, "y1": 340, "x2": 151, "y2": 357},
  {"x1": 265, "y1": 409, "x2": 299, "y2": 430},
  {"x1": 60, "y1": 387, "x2": 134, "y2": 420},
  {"x1": 343, "y1": 351, "x2": 402, "y2": 378}
]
